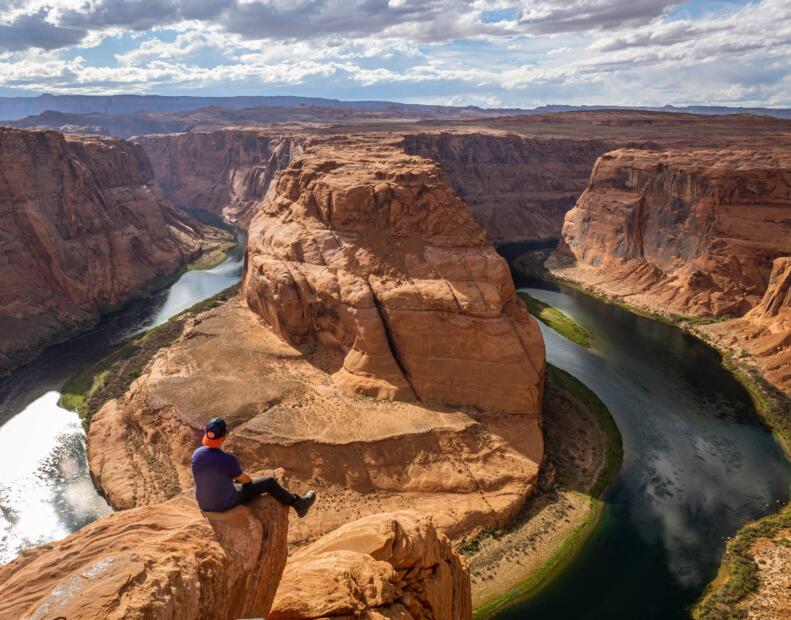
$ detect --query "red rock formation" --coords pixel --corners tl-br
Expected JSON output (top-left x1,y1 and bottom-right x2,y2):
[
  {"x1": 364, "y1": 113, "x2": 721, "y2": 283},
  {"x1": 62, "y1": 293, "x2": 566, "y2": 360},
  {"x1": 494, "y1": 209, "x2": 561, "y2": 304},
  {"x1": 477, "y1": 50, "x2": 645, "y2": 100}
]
[
  {"x1": 703, "y1": 257, "x2": 791, "y2": 396},
  {"x1": 271, "y1": 511, "x2": 471, "y2": 620},
  {"x1": 555, "y1": 148, "x2": 791, "y2": 317},
  {"x1": 137, "y1": 131, "x2": 299, "y2": 227},
  {"x1": 0, "y1": 127, "x2": 212, "y2": 375},
  {"x1": 403, "y1": 132, "x2": 610, "y2": 243},
  {"x1": 242, "y1": 138, "x2": 545, "y2": 413},
  {"x1": 0, "y1": 494, "x2": 289, "y2": 620}
]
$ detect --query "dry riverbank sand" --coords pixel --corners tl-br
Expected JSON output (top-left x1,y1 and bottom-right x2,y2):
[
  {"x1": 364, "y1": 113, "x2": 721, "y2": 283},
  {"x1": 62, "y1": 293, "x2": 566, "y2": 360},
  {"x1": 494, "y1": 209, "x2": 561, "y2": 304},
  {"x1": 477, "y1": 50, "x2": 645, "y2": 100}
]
[{"x1": 467, "y1": 367, "x2": 613, "y2": 614}]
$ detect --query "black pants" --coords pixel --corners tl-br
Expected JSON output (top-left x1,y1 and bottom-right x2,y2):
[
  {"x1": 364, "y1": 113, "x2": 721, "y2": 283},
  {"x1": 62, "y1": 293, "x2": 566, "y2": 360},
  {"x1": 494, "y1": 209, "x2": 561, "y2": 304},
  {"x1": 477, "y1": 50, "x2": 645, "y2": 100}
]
[{"x1": 234, "y1": 476, "x2": 296, "y2": 507}]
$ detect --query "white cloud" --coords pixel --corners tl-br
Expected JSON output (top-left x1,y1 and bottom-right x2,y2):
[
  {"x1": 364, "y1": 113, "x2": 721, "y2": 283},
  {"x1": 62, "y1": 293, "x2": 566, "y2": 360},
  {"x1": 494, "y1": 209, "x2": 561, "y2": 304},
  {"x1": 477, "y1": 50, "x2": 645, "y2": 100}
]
[{"x1": 0, "y1": 0, "x2": 788, "y2": 108}]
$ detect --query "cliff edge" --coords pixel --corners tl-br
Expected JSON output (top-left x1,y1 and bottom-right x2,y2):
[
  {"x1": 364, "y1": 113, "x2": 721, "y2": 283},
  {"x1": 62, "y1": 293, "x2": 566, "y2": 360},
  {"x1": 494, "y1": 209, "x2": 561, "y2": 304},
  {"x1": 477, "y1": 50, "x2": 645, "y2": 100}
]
[{"x1": 0, "y1": 494, "x2": 289, "y2": 620}]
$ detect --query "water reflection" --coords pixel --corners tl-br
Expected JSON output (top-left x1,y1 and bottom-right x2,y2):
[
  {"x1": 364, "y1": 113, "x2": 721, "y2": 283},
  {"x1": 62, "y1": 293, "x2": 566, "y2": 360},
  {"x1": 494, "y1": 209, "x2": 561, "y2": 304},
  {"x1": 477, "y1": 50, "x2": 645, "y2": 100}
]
[
  {"x1": 498, "y1": 283, "x2": 791, "y2": 619},
  {"x1": 0, "y1": 246, "x2": 243, "y2": 563}
]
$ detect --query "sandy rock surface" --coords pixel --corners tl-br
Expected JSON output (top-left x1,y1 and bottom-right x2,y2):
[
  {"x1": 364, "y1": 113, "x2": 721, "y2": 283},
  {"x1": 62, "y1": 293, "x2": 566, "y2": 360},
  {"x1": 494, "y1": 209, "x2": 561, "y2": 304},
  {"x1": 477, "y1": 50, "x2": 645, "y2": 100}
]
[
  {"x1": 0, "y1": 494, "x2": 289, "y2": 620},
  {"x1": 271, "y1": 510, "x2": 471, "y2": 620},
  {"x1": 0, "y1": 127, "x2": 212, "y2": 375},
  {"x1": 88, "y1": 300, "x2": 543, "y2": 545}
]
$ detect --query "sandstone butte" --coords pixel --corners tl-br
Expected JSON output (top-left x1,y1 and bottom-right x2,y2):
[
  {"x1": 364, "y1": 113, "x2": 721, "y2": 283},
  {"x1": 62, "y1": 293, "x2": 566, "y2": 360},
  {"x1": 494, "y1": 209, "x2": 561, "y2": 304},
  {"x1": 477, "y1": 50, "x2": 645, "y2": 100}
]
[
  {"x1": 551, "y1": 148, "x2": 791, "y2": 396},
  {"x1": 271, "y1": 511, "x2": 471, "y2": 620},
  {"x1": 88, "y1": 137, "x2": 546, "y2": 550},
  {"x1": 0, "y1": 127, "x2": 220, "y2": 376},
  {"x1": 0, "y1": 494, "x2": 289, "y2": 620},
  {"x1": 136, "y1": 131, "x2": 300, "y2": 228}
]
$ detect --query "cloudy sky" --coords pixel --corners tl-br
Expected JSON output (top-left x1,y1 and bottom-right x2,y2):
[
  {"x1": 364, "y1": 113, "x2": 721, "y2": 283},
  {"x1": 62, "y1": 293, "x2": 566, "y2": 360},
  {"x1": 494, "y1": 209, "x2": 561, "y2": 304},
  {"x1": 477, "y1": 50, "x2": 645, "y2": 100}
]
[{"x1": 0, "y1": 0, "x2": 788, "y2": 108}]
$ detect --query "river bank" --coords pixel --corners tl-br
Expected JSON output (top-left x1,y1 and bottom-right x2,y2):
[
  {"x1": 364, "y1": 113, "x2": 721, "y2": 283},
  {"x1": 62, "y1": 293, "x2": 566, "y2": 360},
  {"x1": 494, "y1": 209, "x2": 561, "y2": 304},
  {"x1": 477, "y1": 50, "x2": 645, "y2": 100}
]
[{"x1": 469, "y1": 364, "x2": 623, "y2": 618}]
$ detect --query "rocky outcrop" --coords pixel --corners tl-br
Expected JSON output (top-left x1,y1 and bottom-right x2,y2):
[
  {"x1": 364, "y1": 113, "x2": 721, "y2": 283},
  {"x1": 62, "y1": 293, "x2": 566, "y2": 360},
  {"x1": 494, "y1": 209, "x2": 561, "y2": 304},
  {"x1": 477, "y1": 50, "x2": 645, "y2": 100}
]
[
  {"x1": 554, "y1": 148, "x2": 791, "y2": 318},
  {"x1": 89, "y1": 298, "x2": 543, "y2": 546},
  {"x1": 242, "y1": 139, "x2": 545, "y2": 413},
  {"x1": 702, "y1": 256, "x2": 791, "y2": 396},
  {"x1": 403, "y1": 132, "x2": 610, "y2": 243},
  {"x1": 88, "y1": 138, "x2": 544, "y2": 546},
  {"x1": 0, "y1": 493, "x2": 289, "y2": 620},
  {"x1": 0, "y1": 127, "x2": 215, "y2": 375},
  {"x1": 137, "y1": 131, "x2": 300, "y2": 227},
  {"x1": 271, "y1": 511, "x2": 471, "y2": 620}
]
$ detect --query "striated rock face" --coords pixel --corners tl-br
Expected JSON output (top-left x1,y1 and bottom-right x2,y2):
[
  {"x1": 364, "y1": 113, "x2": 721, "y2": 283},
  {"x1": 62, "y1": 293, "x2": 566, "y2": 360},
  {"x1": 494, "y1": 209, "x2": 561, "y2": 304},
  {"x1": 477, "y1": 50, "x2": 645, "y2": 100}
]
[
  {"x1": 0, "y1": 494, "x2": 289, "y2": 620},
  {"x1": 403, "y1": 132, "x2": 610, "y2": 243},
  {"x1": 271, "y1": 511, "x2": 471, "y2": 620},
  {"x1": 556, "y1": 148, "x2": 791, "y2": 318},
  {"x1": 702, "y1": 257, "x2": 791, "y2": 396},
  {"x1": 137, "y1": 131, "x2": 300, "y2": 227},
  {"x1": 0, "y1": 127, "x2": 210, "y2": 375},
  {"x1": 242, "y1": 139, "x2": 545, "y2": 413}
]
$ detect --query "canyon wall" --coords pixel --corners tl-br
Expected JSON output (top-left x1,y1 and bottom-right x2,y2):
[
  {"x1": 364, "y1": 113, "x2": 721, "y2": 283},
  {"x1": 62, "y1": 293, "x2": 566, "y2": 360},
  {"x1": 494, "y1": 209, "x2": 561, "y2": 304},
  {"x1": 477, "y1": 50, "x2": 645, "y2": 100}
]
[
  {"x1": 403, "y1": 132, "x2": 611, "y2": 243},
  {"x1": 137, "y1": 131, "x2": 300, "y2": 227},
  {"x1": 702, "y1": 256, "x2": 791, "y2": 396},
  {"x1": 0, "y1": 127, "x2": 212, "y2": 375},
  {"x1": 88, "y1": 137, "x2": 545, "y2": 546},
  {"x1": 555, "y1": 148, "x2": 791, "y2": 318},
  {"x1": 0, "y1": 494, "x2": 289, "y2": 620}
]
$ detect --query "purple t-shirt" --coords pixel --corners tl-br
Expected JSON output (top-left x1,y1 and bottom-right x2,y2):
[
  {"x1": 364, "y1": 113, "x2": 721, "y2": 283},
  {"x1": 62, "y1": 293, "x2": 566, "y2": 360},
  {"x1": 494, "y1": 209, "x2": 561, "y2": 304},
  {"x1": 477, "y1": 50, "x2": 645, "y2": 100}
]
[{"x1": 191, "y1": 446, "x2": 243, "y2": 511}]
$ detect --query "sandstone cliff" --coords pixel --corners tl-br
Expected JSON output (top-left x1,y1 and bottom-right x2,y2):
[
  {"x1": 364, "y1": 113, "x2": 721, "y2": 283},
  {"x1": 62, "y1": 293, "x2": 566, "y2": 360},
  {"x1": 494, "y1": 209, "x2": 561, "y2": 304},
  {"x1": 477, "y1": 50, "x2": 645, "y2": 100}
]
[
  {"x1": 403, "y1": 132, "x2": 610, "y2": 243},
  {"x1": 0, "y1": 127, "x2": 214, "y2": 375},
  {"x1": 271, "y1": 511, "x2": 471, "y2": 620},
  {"x1": 0, "y1": 494, "x2": 289, "y2": 619},
  {"x1": 554, "y1": 148, "x2": 791, "y2": 318},
  {"x1": 88, "y1": 137, "x2": 544, "y2": 546},
  {"x1": 242, "y1": 138, "x2": 545, "y2": 412},
  {"x1": 137, "y1": 131, "x2": 300, "y2": 227},
  {"x1": 702, "y1": 256, "x2": 791, "y2": 396}
]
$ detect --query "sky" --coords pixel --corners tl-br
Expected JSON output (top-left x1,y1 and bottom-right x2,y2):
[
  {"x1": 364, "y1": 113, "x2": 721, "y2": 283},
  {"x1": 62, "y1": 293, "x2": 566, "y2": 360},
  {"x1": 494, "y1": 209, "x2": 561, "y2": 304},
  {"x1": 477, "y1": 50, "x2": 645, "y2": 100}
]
[{"x1": 0, "y1": 0, "x2": 789, "y2": 108}]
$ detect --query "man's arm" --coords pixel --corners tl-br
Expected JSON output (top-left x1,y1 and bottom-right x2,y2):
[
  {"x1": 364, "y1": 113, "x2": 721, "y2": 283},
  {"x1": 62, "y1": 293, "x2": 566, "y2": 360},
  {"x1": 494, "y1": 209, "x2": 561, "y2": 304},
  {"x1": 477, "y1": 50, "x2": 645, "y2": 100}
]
[{"x1": 227, "y1": 453, "x2": 250, "y2": 484}]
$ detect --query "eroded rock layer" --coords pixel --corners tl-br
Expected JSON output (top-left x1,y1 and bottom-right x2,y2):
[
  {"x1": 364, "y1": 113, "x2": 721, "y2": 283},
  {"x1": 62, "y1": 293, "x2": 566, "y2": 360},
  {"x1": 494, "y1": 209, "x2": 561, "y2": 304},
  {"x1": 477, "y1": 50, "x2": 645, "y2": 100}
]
[
  {"x1": 271, "y1": 511, "x2": 471, "y2": 620},
  {"x1": 555, "y1": 148, "x2": 791, "y2": 318},
  {"x1": 702, "y1": 257, "x2": 791, "y2": 396},
  {"x1": 137, "y1": 130, "x2": 300, "y2": 227},
  {"x1": 0, "y1": 494, "x2": 289, "y2": 620},
  {"x1": 242, "y1": 138, "x2": 545, "y2": 413},
  {"x1": 0, "y1": 127, "x2": 210, "y2": 375},
  {"x1": 403, "y1": 132, "x2": 610, "y2": 243}
]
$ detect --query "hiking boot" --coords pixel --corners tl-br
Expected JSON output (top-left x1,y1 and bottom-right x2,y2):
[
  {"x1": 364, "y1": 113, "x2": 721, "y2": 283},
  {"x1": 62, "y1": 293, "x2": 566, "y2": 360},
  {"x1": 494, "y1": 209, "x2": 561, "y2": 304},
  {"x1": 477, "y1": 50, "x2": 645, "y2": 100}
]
[{"x1": 293, "y1": 490, "x2": 317, "y2": 518}]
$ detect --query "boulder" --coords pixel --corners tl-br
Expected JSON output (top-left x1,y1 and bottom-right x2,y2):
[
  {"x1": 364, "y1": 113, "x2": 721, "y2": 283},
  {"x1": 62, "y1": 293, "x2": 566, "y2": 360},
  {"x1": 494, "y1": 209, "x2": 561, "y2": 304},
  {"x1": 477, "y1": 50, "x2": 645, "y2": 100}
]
[{"x1": 271, "y1": 511, "x2": 471, "y2": 620}]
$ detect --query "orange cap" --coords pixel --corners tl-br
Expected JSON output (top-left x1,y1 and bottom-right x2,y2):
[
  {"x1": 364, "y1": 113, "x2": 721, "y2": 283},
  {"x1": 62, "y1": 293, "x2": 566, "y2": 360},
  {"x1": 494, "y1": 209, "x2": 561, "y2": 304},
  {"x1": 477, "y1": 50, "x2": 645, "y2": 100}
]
[{"x1": 202, "y1": 434, "x2": 224, "y2": 448}]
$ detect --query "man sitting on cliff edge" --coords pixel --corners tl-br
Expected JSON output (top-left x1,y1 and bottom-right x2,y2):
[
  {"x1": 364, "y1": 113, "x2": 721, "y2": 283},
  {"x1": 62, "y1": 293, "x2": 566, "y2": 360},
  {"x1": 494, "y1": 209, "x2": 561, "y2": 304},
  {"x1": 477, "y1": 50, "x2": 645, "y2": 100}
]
[{"x1": 192, "y1": 417, "x2": 317, "y2": 516}]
